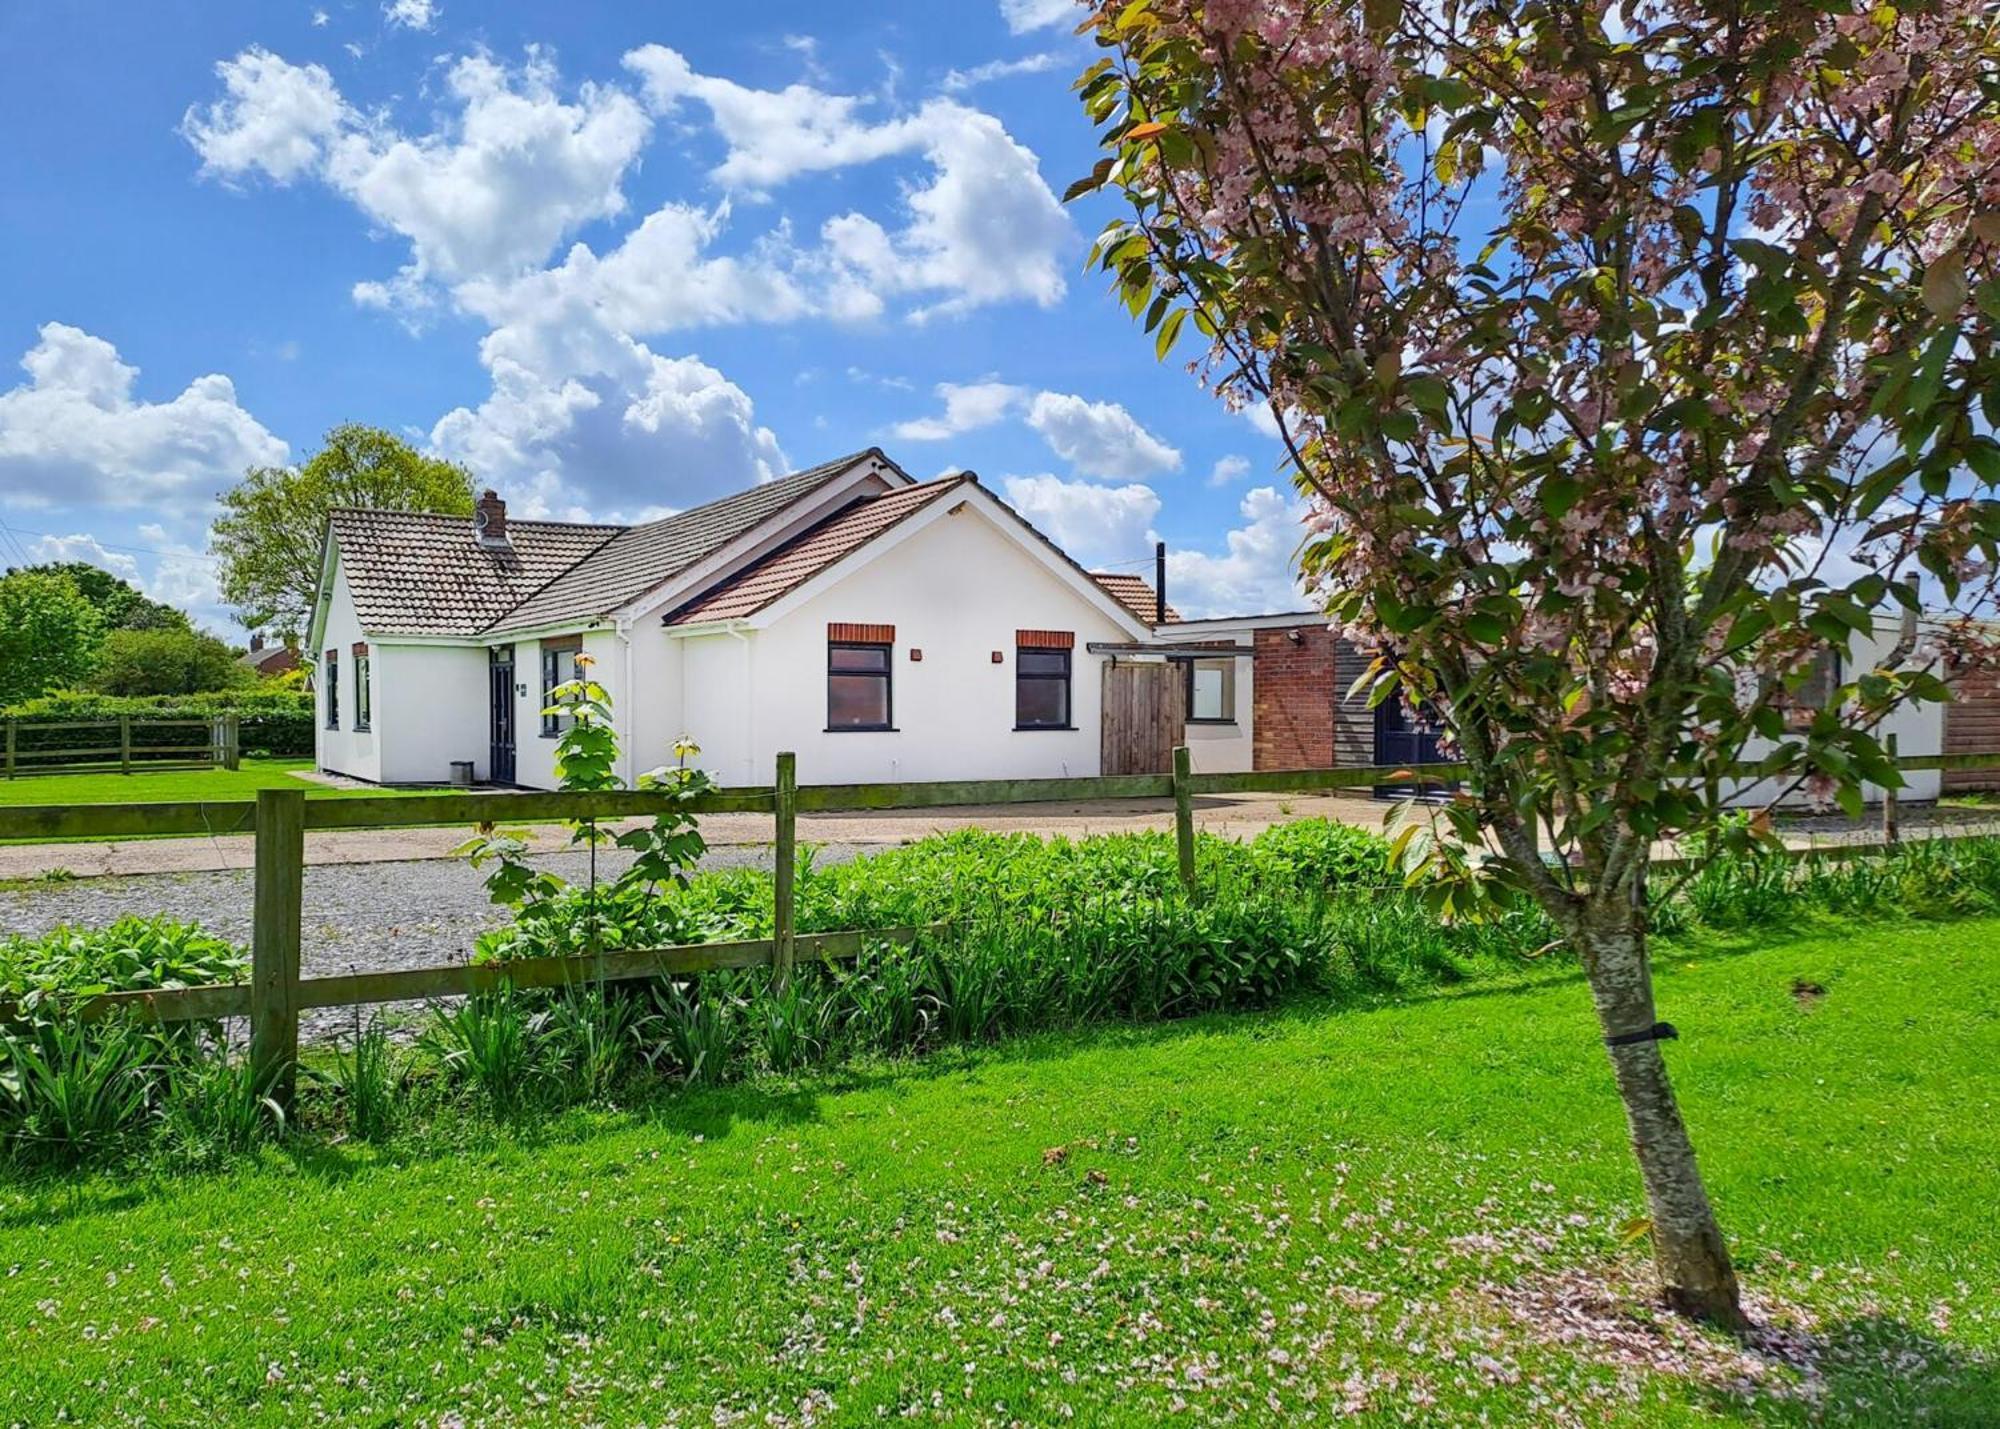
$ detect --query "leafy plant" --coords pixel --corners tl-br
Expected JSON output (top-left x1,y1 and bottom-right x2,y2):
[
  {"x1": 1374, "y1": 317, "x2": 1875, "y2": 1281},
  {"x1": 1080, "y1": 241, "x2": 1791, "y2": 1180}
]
[
  {"x1": 0, "y1": 1018, "x2": 157, "y2": 1164},
  {"x1": 156, "y1": 1044, "x2": 286, "y2": 1164},
  {"x1": 421, "y1": 988, "x2": 547, "y2": 1117},
  {"x1": 315, "y1": 1022, "x2": 406, "y2": 1143}
]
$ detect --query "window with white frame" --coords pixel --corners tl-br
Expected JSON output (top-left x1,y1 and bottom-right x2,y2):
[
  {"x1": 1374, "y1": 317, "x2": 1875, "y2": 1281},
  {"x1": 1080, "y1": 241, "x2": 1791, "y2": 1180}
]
[
  {"x1": 540, "y1": 637, "x2": 583, "y2": 736},
  {"x1": 323, "y1": 649, "x2": 339, "y2": 729}
]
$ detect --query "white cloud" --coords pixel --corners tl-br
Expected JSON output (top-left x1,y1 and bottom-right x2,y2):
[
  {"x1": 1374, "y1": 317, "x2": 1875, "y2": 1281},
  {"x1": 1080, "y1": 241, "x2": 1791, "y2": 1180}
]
[
  {"x1": 623, "y1": 47, "x2": 1070, "y2": 315},
  {"x1": 0, "y1": 323, "x2": 287, "y2": 508},
  {"x1": 940, "y1": 53, "x2": 1064, "y2": 93},
  {"x1": 1207, "y1": 454, "x2": 1251, "y2": 487},
  {"x1": 1025, "y1": 391, "x2": 1180, "y2": 479},
  {"x1": 429, "y1": 333, "x2": 786, "y2": 519},
  {"x1": 889, "y1": 381, "x2": 1024, "y2": 440},
  {"x1": 1000, "y1": 0, "x2": 1079, "y2": 34},
  {"x1": 1164, "y1": 486, "x2": 1312, "y2": 618},
  {"x1": 325, "y1": 52, "x2": 651, "y2": 288},
  {"x1": 383, "y1": 0, "x2": 437, "y2": 30},
  {"x1": 188, "y1": 48, "x2": 651, "y2": 296},
  {"x1": 1001, "y1": 474, "x2": 1160, "y2": 569},
  {"x1": 623, "y1": 44, "x2": 923, "y2": 190},
  {"x1": 180, "y1": 48, "x2": 348, "y2": 183},
  {"x1": 25, "y1": 533, "x2": 142, "y2": 585}
]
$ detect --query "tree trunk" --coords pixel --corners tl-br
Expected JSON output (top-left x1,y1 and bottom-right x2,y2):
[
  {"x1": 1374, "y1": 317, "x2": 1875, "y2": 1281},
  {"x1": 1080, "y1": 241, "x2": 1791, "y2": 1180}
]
[{"x1": 1578, "y1": 902, "x2": 1747, "y2": 1329}]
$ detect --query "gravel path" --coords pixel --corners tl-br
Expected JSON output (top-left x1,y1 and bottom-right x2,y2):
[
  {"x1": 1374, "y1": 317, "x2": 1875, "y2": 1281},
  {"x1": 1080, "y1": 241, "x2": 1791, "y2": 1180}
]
[{"x1": 0, "y1": 843, "x2": 872, "y2": 1044}]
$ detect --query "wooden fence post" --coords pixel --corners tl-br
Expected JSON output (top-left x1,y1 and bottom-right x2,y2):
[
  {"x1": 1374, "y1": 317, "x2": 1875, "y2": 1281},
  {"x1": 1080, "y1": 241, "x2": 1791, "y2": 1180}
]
[
  {"x1": 773, "y1": 751, "x2": 797, "y2": 988},
  {"x1": 223, "y1": 712, "x2": 241, "y2": 771},
  {"x1": 1884, "y1": 731, "x2": 1900, "y2": 846},
  {"x1": 3, "y1": 720, "x2": 12, "y2": 781},
  {"x1": 119, "y1": 715, "x2": 132, "y2": 775},
  {"x1": 1172, "y1": 744, "x2": 1198, "y2": 898},
  {"x1": 249, "y1": 787, "x2": 306, "y2": 1109}
]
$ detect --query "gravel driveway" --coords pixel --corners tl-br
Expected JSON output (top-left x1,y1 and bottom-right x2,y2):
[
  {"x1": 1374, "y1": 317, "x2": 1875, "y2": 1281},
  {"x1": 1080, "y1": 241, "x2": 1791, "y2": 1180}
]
[{"x1": 0, "y1": 843, "x2": 871, "y2": 1044}]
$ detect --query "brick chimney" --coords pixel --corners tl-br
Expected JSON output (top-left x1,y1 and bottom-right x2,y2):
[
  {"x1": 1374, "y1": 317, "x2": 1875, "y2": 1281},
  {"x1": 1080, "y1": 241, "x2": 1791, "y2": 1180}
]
[
  {"x1": 250, "y1": 632, "x2": 265, "y2": 653},
  {"x1": 474, "y1": 489, "x2": 509, "y2": 547}
]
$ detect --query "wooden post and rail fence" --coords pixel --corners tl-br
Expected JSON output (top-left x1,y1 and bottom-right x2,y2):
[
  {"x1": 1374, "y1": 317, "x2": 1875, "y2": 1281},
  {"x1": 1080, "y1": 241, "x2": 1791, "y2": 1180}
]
[
  {"x1": 0, "y1": 744, "x2": 1987, "y2": 1109},
  {"x1": 1, "y1": 714, "x2": 240, "y2": 779}
]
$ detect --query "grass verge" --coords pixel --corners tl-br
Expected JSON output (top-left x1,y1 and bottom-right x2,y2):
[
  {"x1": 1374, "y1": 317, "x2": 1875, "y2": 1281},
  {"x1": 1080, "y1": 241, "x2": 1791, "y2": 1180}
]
[
  {"x1": 0, "y1": 758, "x2": 445, "y2": 808},
  {"x1": 1, "y1": 917, "x2": 1994, "y2": 1424}
]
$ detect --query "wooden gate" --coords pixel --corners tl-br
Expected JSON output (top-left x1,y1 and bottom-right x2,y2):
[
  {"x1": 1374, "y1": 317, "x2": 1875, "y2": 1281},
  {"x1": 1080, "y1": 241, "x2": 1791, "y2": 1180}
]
[{"x1": 1101, "y1": 661, "x2": 1185, "y2": 774}]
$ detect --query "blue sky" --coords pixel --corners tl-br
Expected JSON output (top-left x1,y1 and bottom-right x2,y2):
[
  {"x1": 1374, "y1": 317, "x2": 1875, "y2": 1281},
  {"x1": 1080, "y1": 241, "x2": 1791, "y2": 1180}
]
[{"x1": 0, "y1": 0, "x2": 1304, "y2": 635}]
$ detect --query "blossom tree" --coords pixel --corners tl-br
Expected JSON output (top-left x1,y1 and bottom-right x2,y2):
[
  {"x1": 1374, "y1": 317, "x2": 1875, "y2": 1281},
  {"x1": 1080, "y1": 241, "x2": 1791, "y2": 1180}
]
[{"x1": 1071, "y1": 0, "x2": 2000, "y2": 1325}]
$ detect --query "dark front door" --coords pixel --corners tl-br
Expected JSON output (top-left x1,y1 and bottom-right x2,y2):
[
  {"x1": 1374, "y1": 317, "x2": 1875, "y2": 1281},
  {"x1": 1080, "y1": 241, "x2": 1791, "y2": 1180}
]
[
  {"x1": 1373, "y1": 697, "x2": 1449, "y2": 799},
  {"x1": 489, "y1": 646, "x2": 516, "y2": 785}
]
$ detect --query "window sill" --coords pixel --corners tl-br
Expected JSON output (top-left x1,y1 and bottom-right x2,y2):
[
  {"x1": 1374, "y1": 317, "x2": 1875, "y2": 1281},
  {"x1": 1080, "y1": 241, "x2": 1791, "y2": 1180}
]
[
  {"x1": 825, "y1": 725, "x2": 899, "y2": 733},
  {"x1": 1014, "y1": 724, "x2": 1077, "y2": 732},
  {"x1": 1186, "y1": 718, "x2": 1239, "y2": 727}
]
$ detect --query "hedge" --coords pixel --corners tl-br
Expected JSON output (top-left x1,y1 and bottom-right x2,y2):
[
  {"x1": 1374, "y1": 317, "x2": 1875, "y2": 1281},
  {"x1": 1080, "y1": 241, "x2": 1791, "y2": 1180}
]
[{"x1": 1, "y1": 691, "x2": 315, "y2": 760}]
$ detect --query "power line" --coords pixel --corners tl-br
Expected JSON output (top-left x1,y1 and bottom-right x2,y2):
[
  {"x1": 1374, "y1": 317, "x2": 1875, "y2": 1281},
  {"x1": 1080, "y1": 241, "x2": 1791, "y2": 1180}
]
[{"x1": 0, "y1": 521, "x2": 222, "y2": 566}]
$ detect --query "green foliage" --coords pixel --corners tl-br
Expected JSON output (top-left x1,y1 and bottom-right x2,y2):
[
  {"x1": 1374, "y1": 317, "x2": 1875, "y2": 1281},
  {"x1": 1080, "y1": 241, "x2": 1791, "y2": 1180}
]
[
  {"x1": 4, "y1": 560, "x2": 188, "y2": 632},
  {"x1": 85, "y1": 627, "x2": 253, "y2": 696},
  {"x1": 0, "y1": 917, "x2": 245, "y2": 1033},
  {"x1": 0, "y1": 569, "x2": 103, "y2": 706},
  {"x1": 313, "y1": 1023, "x2": 405, "y2": 1143},
  {"x1": 420, "y1": 988, "x2": 547, "y2": 1117},
  {"x1": 0, "y1": 1019, "x2": 156, "y2": 1165},
  {"x1": 154, "y1": 1044, "x2": 285, "y2": 1165},
  {"x1": 211, "y1": 423, "x2": 474, "y2": 639},
  {"x1": 1, "y1": 689, "x2": 315, "y2": 757}
]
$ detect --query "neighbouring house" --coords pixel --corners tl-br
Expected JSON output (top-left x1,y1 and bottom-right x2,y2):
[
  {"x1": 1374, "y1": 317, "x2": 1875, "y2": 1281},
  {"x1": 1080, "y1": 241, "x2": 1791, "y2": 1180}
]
[
  {"x1": 307, "y1": 448, "x2": 1370, "y2": 788},
  {"x1": 238, "y1": 633, "x2": 301, "y2": 679}
]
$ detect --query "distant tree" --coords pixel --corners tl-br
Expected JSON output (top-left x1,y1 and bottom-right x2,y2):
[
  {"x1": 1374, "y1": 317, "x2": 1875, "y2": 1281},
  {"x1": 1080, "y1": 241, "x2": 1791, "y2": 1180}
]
[
  {"x1": 5, "y1": 561, "x2": 190, "y2": 632},
  {"x1": 211, "y1": 424, "x2": 476, "y2": 640},
  {"x1": 0, "y1": 570, "x2": 104, "y2": 706},
  {"x1": 87, "y1": 628, "x2": 252, "y2": 697}
]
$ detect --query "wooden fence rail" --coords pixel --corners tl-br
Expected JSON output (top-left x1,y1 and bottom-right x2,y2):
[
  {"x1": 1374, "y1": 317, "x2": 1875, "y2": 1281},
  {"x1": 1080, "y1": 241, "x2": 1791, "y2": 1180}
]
[
  {"x1": 2, "y1": 714, "x2": 239, "y2": 778},
  {"x1": 2, "y1": 744, "x2": 1991, "y2": 1109}
]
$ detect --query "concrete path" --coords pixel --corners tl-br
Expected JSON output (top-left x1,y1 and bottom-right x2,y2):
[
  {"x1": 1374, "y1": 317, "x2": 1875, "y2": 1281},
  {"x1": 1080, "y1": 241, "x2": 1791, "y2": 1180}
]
[{"x1": 0, "y1": 790, "x2": 1399, "y2": 882}]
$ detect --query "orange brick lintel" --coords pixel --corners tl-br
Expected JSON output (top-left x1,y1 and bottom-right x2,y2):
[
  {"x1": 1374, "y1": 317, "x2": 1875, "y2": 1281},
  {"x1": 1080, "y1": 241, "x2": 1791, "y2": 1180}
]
[
  {"x1": 1016, "y1": 629, "x2": 1075, "y2": 649},
  {"x1": 828, "y1": 622, "x2": 895, "y2": 644}
]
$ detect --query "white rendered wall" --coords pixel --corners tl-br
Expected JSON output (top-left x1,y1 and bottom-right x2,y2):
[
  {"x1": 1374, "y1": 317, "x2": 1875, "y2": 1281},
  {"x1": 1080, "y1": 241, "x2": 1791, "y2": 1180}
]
[
  {"x1": 313, "y1": 560, "x2": 381, "y2": 784},
  {"x1": 1727, "y1": 624, "x2": 1943, "y2": 808},
  {"x1": 679, "y1": 505, "x2": 1133, "y2": 787},
  {"x1": 1157, "y1": 628, "x2": 1256, "y2": 774},
  {"x1": 507, "y1": 627, "x2": 623, "y2": 790},
  {"x1": 372, "y1": 642, "x2": 489, "y2": 783}
]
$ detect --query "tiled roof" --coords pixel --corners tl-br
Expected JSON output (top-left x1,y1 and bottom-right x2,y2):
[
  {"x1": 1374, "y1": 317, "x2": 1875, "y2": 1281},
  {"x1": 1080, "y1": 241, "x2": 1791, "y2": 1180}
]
[
  {"x1": 496, "y1": 451, "x2": 882, "y2": 631},
  {"x1": 327, "y1": 508, "x2": 622, "y2": 637},
  {"x1": 1091, "y1": 572, "x2": 1180, "y2": 625},
  {"x1": 668, "y1": 476, "x2": 973, "y2": 625}
]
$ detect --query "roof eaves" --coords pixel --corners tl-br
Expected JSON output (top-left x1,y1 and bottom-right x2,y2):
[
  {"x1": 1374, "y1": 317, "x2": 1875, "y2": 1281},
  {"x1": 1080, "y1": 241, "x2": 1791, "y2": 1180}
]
[{"x1": 664, "y1": 473, "x2": 972, "y2": 626}]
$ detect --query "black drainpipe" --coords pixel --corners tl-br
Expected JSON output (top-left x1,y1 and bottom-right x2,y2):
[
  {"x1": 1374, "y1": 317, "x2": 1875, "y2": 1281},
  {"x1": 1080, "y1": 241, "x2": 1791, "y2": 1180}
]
[{"x1": 1154, "y1": 540, "x2": 1167, "y2": 624}]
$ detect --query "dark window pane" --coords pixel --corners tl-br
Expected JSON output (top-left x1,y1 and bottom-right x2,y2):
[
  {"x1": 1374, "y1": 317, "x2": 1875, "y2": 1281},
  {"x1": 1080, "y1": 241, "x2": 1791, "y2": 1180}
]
[
  {"x1": 829, "y1": 644, "x2": 890, "y2": 672},
  {"x1": 829, "y1": 674, "x2": 890, "y2": 727},
  {"x1": 1016, "y1": 675, "x2": 1068, "y2": 727},
  {"x1": 1017, "y1": 649, "x2": 1067, "y2": 676}
]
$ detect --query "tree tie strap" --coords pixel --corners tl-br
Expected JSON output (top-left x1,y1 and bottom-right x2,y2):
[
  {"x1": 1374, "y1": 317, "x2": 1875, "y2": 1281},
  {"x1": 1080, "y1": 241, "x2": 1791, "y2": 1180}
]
[{"x1": 1606, "y1": 1021, "x2": 1678, "y2": 1047}]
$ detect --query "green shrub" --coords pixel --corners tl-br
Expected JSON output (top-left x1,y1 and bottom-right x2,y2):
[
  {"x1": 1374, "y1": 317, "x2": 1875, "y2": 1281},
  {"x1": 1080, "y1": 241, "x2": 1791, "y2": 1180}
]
[
  {"x1": 0, "y1": 917, "x2": 245, "y2": 1028},
  {"x1": 1, "y1": 689, "x2": 314, "y2": 758}
]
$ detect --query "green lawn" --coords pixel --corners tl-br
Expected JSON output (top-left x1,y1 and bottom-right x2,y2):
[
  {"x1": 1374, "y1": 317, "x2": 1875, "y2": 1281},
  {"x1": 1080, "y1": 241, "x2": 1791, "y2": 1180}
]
[
  {"x1": 0, "y1": 758, "x2": 442, "y2": 809},
  {"x1": 2, "y1": 918, "x2": 1995, "y2": 1425}
]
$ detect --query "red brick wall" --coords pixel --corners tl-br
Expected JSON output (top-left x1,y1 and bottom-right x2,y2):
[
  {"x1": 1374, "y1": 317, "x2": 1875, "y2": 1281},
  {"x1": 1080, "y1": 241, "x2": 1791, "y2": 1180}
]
[{"x1": 1253, "y1": 626, "x2": 1338, "y2": 769}]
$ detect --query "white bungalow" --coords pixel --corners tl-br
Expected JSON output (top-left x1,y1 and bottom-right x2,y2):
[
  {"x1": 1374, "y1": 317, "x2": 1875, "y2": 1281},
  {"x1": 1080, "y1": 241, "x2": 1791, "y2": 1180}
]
[{"x1": 307, "y1": 449, "x2": 1361, "y2": 790}]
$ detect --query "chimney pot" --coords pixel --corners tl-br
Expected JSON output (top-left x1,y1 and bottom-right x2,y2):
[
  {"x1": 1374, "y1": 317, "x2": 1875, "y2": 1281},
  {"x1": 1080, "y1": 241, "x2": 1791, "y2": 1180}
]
[
  {"x1": 475, "y1": 489, "x2": 509, "y2": 547},
  {"x1": 250, "y1": 632, "x2": 265, "y2": 652}
]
